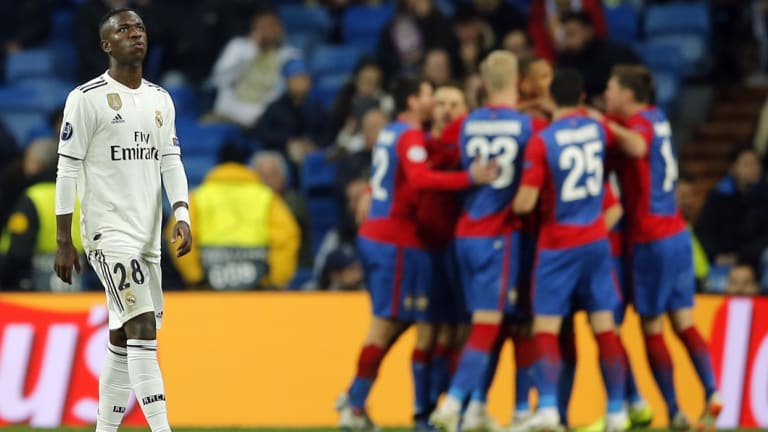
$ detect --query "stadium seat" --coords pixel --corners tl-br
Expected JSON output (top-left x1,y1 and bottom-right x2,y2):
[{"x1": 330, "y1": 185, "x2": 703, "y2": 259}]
[
  {"x1": 175, "y1": 120, "x2": 243, "y2": 157},
  {"x1": 311, "y1": 74, "x2": 348, "y2": 109},
  {"x1": 278, "y1": 5, "x2": 332, "y2": 40},
  {"x1": 301, "y1": 151, "x2": 337, "y2": 194},
  {"x1": 644, "y1": 2, "x2": 710, "y2": 37},
  {"x1": 284, "y1": 32, "x2": 317, "y2": 55},
  {"x1": 649, "y1": 34, "x2": 707, "y2": 75},
  {"x1": 0, "y1": 111, "x2": 49, "y2": 148},
  {"x1": 287, "y1": 267, "x2": 314, "y2": 290},
  {"x1": 342, "y1": 5, "x2": 394, "y2": 54},
  {"x1": 634, "y1": 41, "x2": 686, "y2": 76},
  {"x1": 167, "y1": 85, "x2": 198, "y2": 118},
  {"x1": 652, "y1": 70, "x2": 681, "y2": 114},
  {"x1": 506, "y1": 0, "x2": 533, "y2": 16},
  {"x1": 51, "y1": 9, "x2": 74, "y2": 41},
  {"x1": 6, "y1": 48, "x2": 57, "y2": 82},
  {"x1": 183, "y1": 154, "x2": 218, "y2": 188},
  {"x1": 300, "y1": 151, "x2": 340, "y2": 255},
  {"x1": 310, "y1": 45, "x2": 362, "y2": 80},
  {"x1": 306, "y1": 196, "x2": 340, "y2": 256},
  {"x1": 605, "y1": 5, "x2": 639, "y2": 44}
]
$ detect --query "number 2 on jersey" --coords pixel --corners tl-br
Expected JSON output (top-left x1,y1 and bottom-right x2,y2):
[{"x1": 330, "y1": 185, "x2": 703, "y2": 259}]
[
  {"x1": 370, "y1": 147, "x2": 389, "y2": 201},
  {"x1": 560, "y1": 141, "x2": 603, "y2": 202},
  {"x1": 466, "y1": 136, "x2": 518, "y2": 189}
]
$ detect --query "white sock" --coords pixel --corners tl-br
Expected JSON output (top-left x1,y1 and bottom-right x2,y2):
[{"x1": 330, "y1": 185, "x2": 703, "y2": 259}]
[
  {"x1": 96, "y1": 343, "x2": 131, "y2": 432},
  {"x1": 127, "y1": 339, "x2": 170, "y2": 432}
]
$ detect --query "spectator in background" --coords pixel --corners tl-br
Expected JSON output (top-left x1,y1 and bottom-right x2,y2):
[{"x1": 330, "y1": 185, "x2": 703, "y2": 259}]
[
  {"x1": 377, "y1": 0, "x2": 458, "y2": 83},
  {"x1": 452, "y1": 4, "x2": 494, "y2": 77},
  {"x1": 500, "y1": 29, "x2": 534, "y2": 60},
  {"x1": 318, "y1": 246, "x2": 364, "y2": 291},
  {"x1": 330, "y1": 58, "x2": 392, "y2": 150},
  {"x1": 0, "y1": 119, "x2": 20, "y2": 230},
  {"x1": 252, "y1": 58, "x2": 329, "y2": 163},
  {"x1": 0, "y1": 0, "x2": 50, "y2": 82},
  {"x1": 518, "y1": 56, "x2": 555, "y2": 119},
  {"x1": 0, "y1": 139, "x2": 83, "y2": 292},
  {"x1": 421, "y1": 48, "x2": 454, "y2": 86},
  {"x1": 209, "y1": 8, "x2": 301, "y2": 128},
  {"x1": 677, "y1": 173, "x2": 710, "y2": 290},
  {"x1": 556, "y1": 12, "x2": 640, "y2": 105},
  {"x1": 251, "y1": 151, "x2": 313, "y2": 269},
  {"x1": 696, "y1": 147, "x2": 768, "y2": 271},
  {"x1": 725, "y1": 263, "x2": 760, "y2": 296},
  {"x1": 170, "y1": 143, "x2": 300, "y2": 290},
  {"x1": 471, "y1": 0, "x2": 526, "y2": 44},
  {"x1": 528, "y1": 0, "x2": 607, "y2": 63},
  {"x1": 335, "y1": 108, "x2": 388, "y2": 189}
]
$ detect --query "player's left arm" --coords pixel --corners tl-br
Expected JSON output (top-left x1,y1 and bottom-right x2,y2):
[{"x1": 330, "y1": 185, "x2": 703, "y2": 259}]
[
  {"x1": 159, "y1": 97, "x2": 192, "y2": 257},
  {"x1": 399, "y1": 130, "x2": 498, "y2": 190},
  {"x1": 513, "y1": 135, "x2": 546, "y2": 214}
]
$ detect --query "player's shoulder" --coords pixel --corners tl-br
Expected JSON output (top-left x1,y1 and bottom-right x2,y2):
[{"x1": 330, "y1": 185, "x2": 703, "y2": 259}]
[
  {"x1": 143, "y1": 79, "x2": 170, "y2": 95},
  {"x1": 75, "y1": 74, "x2": 108, "y2": 94}
]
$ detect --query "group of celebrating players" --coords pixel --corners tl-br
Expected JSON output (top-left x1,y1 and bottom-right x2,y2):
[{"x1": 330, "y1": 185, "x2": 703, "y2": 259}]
[{"x1": 334, "y1": 50, "x2": 723, "y2": 432}]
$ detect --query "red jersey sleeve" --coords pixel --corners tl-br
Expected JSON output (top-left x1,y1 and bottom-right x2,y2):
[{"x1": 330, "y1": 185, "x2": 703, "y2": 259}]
[
  {"x1": 398, "y1": 129, "x2": 472, "y2": 190},
  {"x1": 601, "y1": 121, "x2": 617, "y2": 150},
  {"x1": 602, "y1": 180, "x2": 619, "y2": 210},
  {"x1": 532, "y1": 117, "x2": 549, "y2": 133},
  {"x1": 625, "y1": 115, "x2": 654, "y2": 153},
  {"x1": 441, "y1": 115, "x2": 465, "y2": 145},
  {"x1": 521, "y1": 135, "x2": 547, "y2": 188}
]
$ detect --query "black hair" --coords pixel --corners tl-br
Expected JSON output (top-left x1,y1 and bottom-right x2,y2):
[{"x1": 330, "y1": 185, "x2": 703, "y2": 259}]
[
  {"x1": 391, "y1": 75, "x2": 430, "y2": 114},
  {"x1": 561, "y1": 11, "x2": 594, "y2": 28},
  {"x1": 519, "y1": 55, "x2": 545, "y2": 77},
  {"x1": 611, "y1": 64, "x2": 654, "y2": 104},
  {"x1": 550, "y1": 68, "x2": 584, "y2": 107},
  {"x1": 99, "y1": 8, "x2": 138, "y2": 32},
  {"x1": 252, "y1": 6, "x2": 279, "y2": 22},
  {"x1": 217, "y1": 139, "x2": 250, "y2": 165}
]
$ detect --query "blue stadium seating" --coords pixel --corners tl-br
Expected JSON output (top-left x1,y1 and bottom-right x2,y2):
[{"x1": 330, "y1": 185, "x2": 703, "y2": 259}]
[
  {"x1": 278, "y1": 5, "x2": 332, "y2": 40},
  {"x1": 0, "y1": 111, "x2": 49, "y2": 147},
  {"x1": 342, "y1": 5, "x2": 394, "y2": 54},
  {"x1": 645, "y1": 2, "x2": 710, "y2": 36},
  {"x1": 311, "y1": 74, "x2": 348, "y2": 109},
  {"x1": 175, "y1": 120, "x2": 243, "y2": 157},
  {"x1": 284, "y1": 32, "x2": 317, "y2": 55},
  {"x1": 605, "y1": 5, "x2": 639, "y2": 44},
  {"x1": 6, "y1": 49, "x2": 57, "y2": 82},
  {"x1": 301, "y1": 151, "x2": 340, "y2": 254},
  {"x1": 167, "y1": 85, "x2": 199, "y2": 118},
  {"x1": 635, "y1": 41, "x2": 686, "y2": 76},
  {"x1": 52, "y1": 9, "x2": 74, "y2": 40},
  {"x1": 649, "y1": 34, "x2": 707, "y2": 75},
  {"x1": 287, "y1": 267, "x2": 314, "y2": 290},
  {"x1": 183, "y1": 154, "x2": 218, "y2": 188},
  {"x1": 310, "y1": 45, "x2": 363, "y2": 80},
  {"x1": 652, "y1": 70, "x2": 681, "y2": 114}
]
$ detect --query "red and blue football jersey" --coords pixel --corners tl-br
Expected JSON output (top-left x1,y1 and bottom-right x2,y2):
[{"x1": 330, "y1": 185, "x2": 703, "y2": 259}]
[
  {"x1": 521, "y1": 113, "x2": 613, "y2": 249},
  {"x1": 614, "y1": 107, "x2": 685, "y2": 244},
  {"x1": 360, "y1": 118, "x2": 474, "y2": 248},
  {"x1": 456, "y1": 106, "x2": 546, "y2": 237}
]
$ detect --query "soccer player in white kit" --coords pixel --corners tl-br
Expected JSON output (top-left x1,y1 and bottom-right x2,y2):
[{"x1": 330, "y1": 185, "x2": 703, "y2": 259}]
[{"x1": 54, "y1": 8, "x2": 191, "y2": 432}]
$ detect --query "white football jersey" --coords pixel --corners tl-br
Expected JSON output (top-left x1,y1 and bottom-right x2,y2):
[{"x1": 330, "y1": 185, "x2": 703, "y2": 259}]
[{"x1": 58, "y1": 71, "x2": 181, "y2": 262}]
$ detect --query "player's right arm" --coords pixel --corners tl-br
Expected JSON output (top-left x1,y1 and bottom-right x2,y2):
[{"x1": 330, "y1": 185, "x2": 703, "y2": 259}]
[
  {"x1": 398, "y1": 130, "x2": 499, "y2": 190},
  {"x1": 54, "y1": 90, "x2": 94, "y2": 284},
  {"x1": 513, "y1": 135, "x2": 547, "y2": 214},
  {"x1": 587, "y1": 108, "x2": 646, "y2": 158}
]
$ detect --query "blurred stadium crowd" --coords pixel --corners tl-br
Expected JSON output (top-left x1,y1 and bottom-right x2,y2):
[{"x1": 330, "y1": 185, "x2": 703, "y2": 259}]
[{"x1": 1, "y1": 0, "x2": 768, "y2": 295}]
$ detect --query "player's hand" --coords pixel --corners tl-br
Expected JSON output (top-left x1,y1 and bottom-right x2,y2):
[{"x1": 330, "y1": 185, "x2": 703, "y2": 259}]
[
  {"x1": 54, "y1": 241, "x2": 81, "y2": 284},
  {"x1": 469, "y1": 158, "x2": 500, "y2": 185},
  {"x1": 172, "y1": 221, "x2": 192, "y2": 258}
]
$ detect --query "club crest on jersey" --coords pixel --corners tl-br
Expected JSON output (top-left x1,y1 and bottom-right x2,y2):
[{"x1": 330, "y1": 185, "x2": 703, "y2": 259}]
[
  {"x1": 155, "y1": 110, "x2": 163, "y2": 128},
  {"x1": 106, "y1": 93, "x2": 122, "y2": 111}
]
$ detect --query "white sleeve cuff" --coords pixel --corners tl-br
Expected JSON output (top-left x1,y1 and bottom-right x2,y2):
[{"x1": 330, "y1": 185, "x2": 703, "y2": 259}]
[
  {"x1": 161, "y1": 153, "x2": 189, "y2": 207},
  {"x1": 55, "y1": 156, "x2": 81, "y2": 215}
]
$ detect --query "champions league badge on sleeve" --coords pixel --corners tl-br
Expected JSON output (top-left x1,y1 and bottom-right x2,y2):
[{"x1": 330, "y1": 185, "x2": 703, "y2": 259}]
[{"x1": 61, "y1": 122, "x2": 73, "y2": 141}]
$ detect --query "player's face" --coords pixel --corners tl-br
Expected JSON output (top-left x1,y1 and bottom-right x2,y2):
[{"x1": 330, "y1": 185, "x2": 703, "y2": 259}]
[
  {"x1": 355, "y1": 65, "x2": 382, "y2": 97},
  {"x1": 433, "y1": 87, "x2": 467, "y2": 126},
  {"x1": 603, "y1": 77, "x2": 626, "y2": 115},
  {"x1": 521, "y1": 60, "x2": 553, "y2": 99},
  {"x1": 101, "y1": 11, "x2": 147, "y2": 64}
]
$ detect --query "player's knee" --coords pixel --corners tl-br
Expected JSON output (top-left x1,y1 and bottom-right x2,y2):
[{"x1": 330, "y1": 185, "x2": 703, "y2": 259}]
[
  {"x1": 669, "y1": 308, "x2": 694, "y2": 334},
  {"x1": 123, "y1": 312, "x2": 157, "y2": 340},
  {"x1": 589, "y1": 311, "x2": 616, "y2": 333},
  {"x1": 640, "y1": 315, "x2": 664, "y2": 335},
  {"x1": 414, "y1": 322, "x2": 436, "y2": 349}
]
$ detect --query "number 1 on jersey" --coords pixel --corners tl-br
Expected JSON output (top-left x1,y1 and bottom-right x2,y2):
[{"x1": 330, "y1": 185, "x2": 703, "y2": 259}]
[{"x1": 661, "y1": 138, "x2": 678, "y2": 192}]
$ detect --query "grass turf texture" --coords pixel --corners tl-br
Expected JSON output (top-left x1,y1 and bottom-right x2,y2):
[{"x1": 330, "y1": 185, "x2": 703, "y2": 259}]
[{"x1": 0, "y1": 428, "x2": 759, "y2": 432}]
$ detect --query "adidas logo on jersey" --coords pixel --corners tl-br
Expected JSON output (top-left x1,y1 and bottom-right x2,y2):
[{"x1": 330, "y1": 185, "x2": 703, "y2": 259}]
[{"x1": 111, "y1": 113, "x2": 125, "y2": 124}]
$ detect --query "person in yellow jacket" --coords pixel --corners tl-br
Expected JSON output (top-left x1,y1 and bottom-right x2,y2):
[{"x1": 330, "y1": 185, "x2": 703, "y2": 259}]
[
  {"x1": 0, "y1": 138, "x2": 83, "y2": 291},
  {"x1": 169, "y1": 144, "x2": 300, "y2": 290}
]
